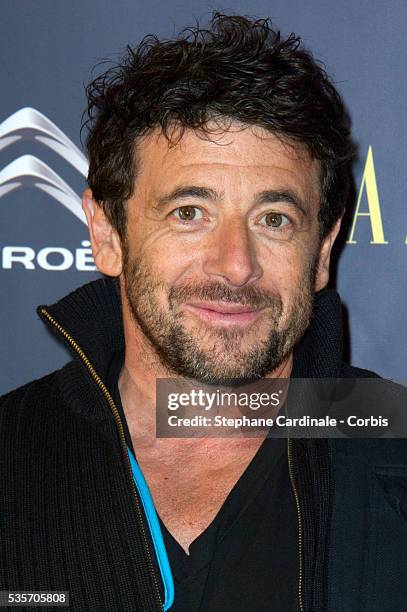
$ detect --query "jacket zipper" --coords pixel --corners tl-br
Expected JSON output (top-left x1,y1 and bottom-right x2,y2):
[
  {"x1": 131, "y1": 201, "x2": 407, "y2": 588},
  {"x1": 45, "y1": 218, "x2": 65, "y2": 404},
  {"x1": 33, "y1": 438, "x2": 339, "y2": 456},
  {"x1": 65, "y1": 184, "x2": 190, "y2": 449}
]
[
  {"x1": 38, "y1": 307, "x2": 163, "y2": 612},
  {"x1": 287, "y1": 437, "x2": 304, "y2": 612}
]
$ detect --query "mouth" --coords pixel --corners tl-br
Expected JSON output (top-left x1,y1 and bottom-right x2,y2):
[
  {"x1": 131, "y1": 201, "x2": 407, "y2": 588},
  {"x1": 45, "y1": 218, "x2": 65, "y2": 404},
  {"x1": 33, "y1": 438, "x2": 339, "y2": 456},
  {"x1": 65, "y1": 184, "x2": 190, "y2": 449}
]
[{"x1": 182, "y1": 301, "x2": 266, "y2": 327}]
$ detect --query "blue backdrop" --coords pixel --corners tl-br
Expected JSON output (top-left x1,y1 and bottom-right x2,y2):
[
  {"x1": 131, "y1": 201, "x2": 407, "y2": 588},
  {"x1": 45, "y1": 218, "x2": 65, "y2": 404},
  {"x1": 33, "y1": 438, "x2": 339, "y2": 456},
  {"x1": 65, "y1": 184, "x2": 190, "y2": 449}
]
[{"x1": 1, "y1": 0, "x2": 406, "y2": 395}]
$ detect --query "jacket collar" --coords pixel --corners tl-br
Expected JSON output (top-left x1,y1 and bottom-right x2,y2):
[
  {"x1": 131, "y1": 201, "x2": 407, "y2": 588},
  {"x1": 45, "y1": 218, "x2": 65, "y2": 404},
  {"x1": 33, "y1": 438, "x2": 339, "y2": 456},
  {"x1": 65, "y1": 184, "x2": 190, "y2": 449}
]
[{"x1": 38, "y1": 277, "x2": 124, "y2": 385}]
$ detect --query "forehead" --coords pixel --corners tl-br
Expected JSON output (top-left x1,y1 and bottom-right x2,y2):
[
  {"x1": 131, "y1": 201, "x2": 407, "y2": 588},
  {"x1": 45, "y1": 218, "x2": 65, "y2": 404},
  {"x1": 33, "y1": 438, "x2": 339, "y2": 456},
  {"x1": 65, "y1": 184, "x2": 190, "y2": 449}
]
[{"x1": 135, "y1": 122, "x2": 320, "y2": 205}]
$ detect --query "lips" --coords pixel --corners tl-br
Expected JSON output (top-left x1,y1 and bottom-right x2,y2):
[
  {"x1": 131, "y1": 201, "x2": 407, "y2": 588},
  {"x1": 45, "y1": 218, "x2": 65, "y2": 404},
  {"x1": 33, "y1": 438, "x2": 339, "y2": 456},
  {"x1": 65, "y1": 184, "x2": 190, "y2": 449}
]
[
  {"x1": 182, "y1": 301, "x2": 265, "y2": 326},
  {"x1": 187, "y1": 301, "x2": 259, "y2": 314}
]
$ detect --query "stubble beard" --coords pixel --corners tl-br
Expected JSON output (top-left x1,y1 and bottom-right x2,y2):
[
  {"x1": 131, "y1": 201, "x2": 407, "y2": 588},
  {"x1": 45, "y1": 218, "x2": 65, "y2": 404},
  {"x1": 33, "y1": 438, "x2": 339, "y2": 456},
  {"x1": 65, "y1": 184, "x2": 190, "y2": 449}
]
[{"x1": 122, "y1": 249, "x2": 316, "y2": 385}]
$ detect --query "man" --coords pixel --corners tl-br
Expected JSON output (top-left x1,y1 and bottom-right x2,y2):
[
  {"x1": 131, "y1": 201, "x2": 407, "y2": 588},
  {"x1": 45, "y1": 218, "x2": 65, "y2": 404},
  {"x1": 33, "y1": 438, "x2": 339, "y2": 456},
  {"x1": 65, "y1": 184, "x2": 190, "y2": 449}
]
[{"x1": 1, "y1": 13, "x2": 407, "y2": 612}]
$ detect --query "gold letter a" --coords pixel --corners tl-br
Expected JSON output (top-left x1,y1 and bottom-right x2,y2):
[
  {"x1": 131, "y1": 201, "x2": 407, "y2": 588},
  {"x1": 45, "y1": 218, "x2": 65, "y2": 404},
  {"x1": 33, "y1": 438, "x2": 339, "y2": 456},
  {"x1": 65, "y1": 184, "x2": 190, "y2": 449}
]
[{"x1": 347, "y1": 146, "x2": 388, "y2": 244}]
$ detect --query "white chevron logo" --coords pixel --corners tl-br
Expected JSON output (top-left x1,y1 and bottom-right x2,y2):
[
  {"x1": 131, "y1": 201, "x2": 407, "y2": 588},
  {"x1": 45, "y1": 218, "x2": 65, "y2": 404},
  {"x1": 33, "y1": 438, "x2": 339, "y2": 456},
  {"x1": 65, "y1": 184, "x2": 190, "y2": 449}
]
[{"x1": 0, "y1": 107, "x2": 89, "y2": 224}]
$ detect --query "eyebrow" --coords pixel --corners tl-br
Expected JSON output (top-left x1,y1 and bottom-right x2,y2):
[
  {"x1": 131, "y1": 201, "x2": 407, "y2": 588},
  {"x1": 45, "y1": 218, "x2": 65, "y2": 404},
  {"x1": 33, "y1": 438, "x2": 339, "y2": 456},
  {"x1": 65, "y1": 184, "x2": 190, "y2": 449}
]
[
  {"x1": 153, "y1": 186, "x2": 218, "y2": 211},
  {"x1": 153, "y1": 185, "x2": 308, "y2": 216},
  {"x1": 255, "y1": 190, "x2": 308, "y2": 216}
]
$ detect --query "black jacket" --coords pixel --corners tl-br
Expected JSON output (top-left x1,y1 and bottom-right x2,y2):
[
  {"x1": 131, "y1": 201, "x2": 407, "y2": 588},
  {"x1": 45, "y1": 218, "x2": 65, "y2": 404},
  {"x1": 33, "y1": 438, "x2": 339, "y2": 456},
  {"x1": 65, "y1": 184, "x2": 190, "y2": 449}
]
[{"x1": 1, "y1": 278, "x2": 407, "y2": 611}]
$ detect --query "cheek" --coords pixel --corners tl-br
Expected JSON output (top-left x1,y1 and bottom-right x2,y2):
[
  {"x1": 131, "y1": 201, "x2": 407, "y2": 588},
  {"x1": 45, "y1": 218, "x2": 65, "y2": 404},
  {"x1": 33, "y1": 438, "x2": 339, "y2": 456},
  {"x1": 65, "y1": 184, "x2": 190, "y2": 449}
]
[
  {"x1": 260, "y1": 241, "x2": 312, "y2": 292},
  {"x1": 135, "y1": 232, "x2": 201, "y2": 292}
]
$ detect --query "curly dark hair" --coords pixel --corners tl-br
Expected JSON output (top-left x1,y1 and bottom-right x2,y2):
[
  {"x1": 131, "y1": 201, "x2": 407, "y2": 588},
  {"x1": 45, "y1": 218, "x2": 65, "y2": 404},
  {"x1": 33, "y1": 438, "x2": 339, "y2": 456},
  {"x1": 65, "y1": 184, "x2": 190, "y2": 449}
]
[{"x1": 83, "y1": 13, "x2": 355, "y2": 241}]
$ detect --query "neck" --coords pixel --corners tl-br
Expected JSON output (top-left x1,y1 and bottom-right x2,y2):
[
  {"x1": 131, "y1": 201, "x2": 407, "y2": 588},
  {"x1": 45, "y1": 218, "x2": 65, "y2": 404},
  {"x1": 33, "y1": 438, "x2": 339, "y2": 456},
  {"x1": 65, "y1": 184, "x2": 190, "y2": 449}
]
[{"x1": 119, "y1": 300, "x2": 293, "y2": 449}]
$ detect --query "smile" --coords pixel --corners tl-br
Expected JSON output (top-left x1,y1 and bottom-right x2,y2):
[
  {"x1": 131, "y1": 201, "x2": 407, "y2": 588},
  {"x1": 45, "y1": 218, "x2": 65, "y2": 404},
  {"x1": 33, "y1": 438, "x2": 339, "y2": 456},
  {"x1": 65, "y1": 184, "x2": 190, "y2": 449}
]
[{"x1": 182, "y1": 302, "x2": 266, "y2": 327}]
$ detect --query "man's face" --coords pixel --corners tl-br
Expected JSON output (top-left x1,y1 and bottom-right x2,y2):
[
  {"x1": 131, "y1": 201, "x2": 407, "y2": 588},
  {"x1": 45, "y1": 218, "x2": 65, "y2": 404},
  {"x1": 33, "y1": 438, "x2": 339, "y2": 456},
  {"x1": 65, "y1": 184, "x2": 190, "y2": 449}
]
[{"x1": 119, "y1": 124, "x2": 326, "y2": 384}]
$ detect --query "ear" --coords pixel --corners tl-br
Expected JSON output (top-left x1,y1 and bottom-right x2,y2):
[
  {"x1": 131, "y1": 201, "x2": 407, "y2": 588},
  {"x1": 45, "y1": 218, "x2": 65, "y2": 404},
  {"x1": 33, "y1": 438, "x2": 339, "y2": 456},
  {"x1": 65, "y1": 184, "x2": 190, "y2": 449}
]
[
  {"x1": 314, "y1": 216, "x2": 342, "y2": 291},
  {"x1": 82, "y1": 188, "x2": 123, "y2": 276}
]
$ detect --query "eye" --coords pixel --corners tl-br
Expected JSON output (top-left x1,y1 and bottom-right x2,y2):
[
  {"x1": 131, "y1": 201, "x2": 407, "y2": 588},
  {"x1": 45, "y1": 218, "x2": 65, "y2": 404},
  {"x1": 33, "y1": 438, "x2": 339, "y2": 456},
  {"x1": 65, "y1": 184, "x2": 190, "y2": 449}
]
[
  {"x1": 259, "y1": 211, "x2": 290, "y2": 229},
  {"x1": 171, "y1": 206, "x2": 203, "y2": 222}
]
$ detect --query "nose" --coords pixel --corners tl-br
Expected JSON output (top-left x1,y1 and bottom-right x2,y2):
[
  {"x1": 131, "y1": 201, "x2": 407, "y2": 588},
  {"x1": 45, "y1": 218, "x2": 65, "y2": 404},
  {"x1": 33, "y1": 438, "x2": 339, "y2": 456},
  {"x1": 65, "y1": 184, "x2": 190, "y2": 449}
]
[{"x1": 202, "y1": 216, "x2": 263, "y2": 287}]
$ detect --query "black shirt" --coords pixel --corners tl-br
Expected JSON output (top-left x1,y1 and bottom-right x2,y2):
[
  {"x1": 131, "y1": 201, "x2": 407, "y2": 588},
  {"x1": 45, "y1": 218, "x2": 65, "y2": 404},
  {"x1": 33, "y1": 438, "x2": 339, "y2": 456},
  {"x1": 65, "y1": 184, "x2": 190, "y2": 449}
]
[{"x1": 108, "y1": 356, "x2": 298, "y2": 611}]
